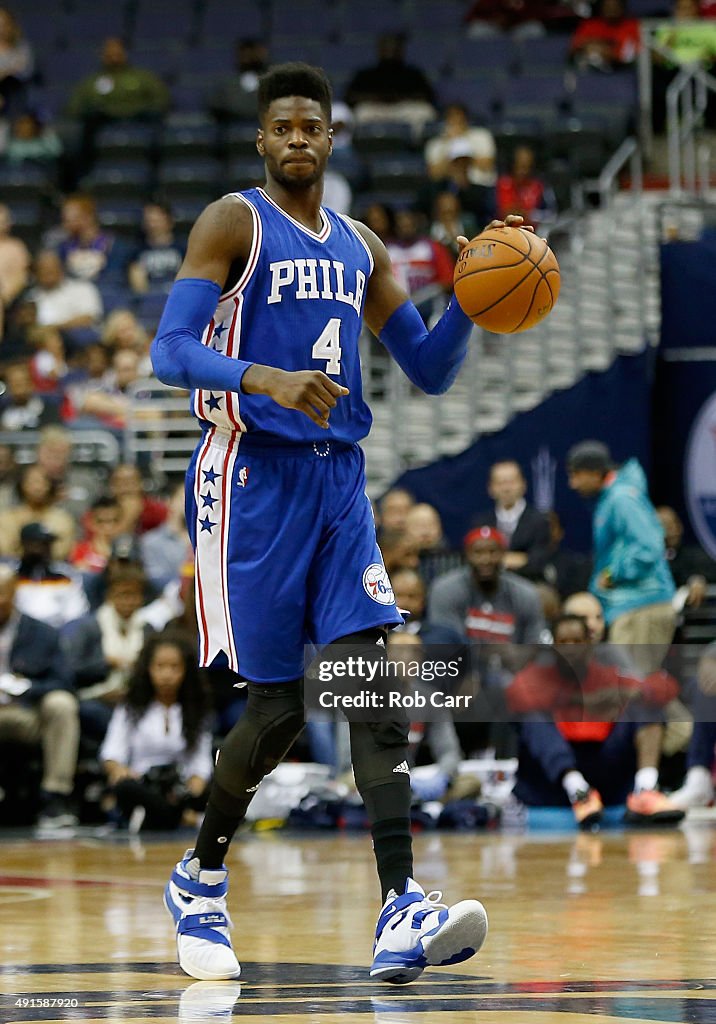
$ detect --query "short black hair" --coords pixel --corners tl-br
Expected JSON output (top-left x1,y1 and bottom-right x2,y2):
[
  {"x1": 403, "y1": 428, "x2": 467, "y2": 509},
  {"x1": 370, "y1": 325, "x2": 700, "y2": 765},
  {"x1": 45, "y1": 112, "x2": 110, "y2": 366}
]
[
  {"x1": 257, "y1": 62, "x2": 332, "y2": 123},
  {"x1": 553, "y1": 614, "x2": 590, "y2": 640}
]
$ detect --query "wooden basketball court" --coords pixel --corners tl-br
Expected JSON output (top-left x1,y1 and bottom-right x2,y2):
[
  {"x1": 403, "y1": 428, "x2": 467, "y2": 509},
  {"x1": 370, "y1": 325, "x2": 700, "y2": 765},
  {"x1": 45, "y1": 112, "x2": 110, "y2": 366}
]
[{"x1": 1, "y1": 826, "x2": 715, "y2": 1023}]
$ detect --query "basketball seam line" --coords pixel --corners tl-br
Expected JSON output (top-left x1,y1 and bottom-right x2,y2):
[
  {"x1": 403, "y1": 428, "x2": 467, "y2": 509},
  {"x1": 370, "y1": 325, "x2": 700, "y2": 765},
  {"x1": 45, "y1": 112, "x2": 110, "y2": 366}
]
[{"x1": 464, "y1": 244, "x2": 551, "y2": 323}]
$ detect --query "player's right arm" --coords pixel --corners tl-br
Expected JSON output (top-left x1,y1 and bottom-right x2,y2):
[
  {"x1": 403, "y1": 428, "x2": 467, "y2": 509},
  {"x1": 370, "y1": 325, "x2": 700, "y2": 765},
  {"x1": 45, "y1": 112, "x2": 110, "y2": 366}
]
[{"x1": 151, "y1": 197, "x2": 348, "y2": 429}]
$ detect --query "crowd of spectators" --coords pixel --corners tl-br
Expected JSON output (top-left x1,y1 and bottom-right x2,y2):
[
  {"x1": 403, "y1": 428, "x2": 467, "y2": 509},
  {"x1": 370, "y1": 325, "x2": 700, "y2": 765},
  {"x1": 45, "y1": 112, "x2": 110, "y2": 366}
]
[{"x1": 0, "y1": 424, "x2": 710, "y2": 834}]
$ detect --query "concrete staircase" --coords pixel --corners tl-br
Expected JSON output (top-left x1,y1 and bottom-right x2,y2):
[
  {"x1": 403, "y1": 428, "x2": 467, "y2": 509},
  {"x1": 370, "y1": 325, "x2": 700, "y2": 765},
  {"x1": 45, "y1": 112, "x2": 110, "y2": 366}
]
[{"x1": 360, "y1": 190, "x2": 666, "y2": 496}]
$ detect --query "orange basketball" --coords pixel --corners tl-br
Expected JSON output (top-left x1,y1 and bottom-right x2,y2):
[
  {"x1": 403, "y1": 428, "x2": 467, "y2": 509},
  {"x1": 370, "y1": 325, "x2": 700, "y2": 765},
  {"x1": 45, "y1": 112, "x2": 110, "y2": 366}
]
[{"x1": 453, "y1": 227, "x2": 560, "y2": 334}]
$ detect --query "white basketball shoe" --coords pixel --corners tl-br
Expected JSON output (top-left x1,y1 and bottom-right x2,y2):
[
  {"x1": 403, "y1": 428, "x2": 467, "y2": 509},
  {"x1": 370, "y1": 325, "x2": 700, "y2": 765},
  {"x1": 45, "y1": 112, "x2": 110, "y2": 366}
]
[
  {"x1": 370, "y1": 878, "x2": 488, "y2": 985},
  {"x1": 164, "y1": 850, "x2": 241, "y2": 981}
]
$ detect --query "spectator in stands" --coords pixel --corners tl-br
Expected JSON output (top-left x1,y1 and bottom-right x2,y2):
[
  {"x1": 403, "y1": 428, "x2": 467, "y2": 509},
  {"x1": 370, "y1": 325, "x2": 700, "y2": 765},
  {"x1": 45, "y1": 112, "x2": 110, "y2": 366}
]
[
  {"x1": 0, "y1": 444, "x2": 17, "y2": 511},
  {"x1": 71, "y1": 495, "x2": 123, "y2": 576},
  {"x1": 84, "y1": 531, "x2": 149, "y2": 611},
  {"x1": 49, "y1": 195, "x2": 125, "y2": 286},
  {"x1": 477, "y1": 459, "x2": 551, "y2": 581},
  {"x1": 652, "y1": 0, "x2": 716, "y2": 131},
  {"x1": 345, "y1": 33, "x2": 436, "y2": 134},
  {"x1": 465, "y1": 0, "x2": 579, "y2": 36},
  {"x1": 140, "y1": 484, "x2": 190, "y2": 592},
  {"x1": 0, "y1": 564, "x2": 79, "y2": 829},
  {"x1": 0, "y1": 292, "x2": 38, "y2": 365},
  {"x1": 420, "y1": 139, "x2": 497, "y2": 229},
  {"x1": 100, "y1": 632, "x2": 212, "y2": 831},
  {"x1": 208, "y1": 37, "x2": 269, "y2": 123},
  {"x1": 323, "y1": 166, "x2": 352, "y2": 216},
  {"x1": 386, "y1": 209, "x2": 454, "y2": 312},
  {"x1": 392, "y1": 566, "x2": 465, "y2": 646},
  {"x1": 102, "y1": 309, "x2": 149, "y2": 362},
  {"x1": 657, "y1": 504, "x2": 715, "y2": 606},
  {"x1": 109, "y1": 462, "x2": 168, "y2": 536},
  {"x1": 65, "y1": 564, "x2": 153, "y2": 742},
  {"x1": 29, "y1": 250, "x2": 103, "y2": 348},
  {"x1": 543, "y1": 510, "x2": 593, "y2": 598},
  {"x1": 0, "y1": 204, "x2": 30, "y2": 315},
  {"x1": 428, "y1": 525, "x2": 545, "y2": 646},
  {"x1": 426, "y1": 103, "x2": 497, "y2": 185},
  {"x1": 28, "y1": 327, "x2": 67, "y2": 395},
  {"x1": 328, "y1": 101, "x2": 366, "y2": 189},
  {"x1": 0, "y1": 7, "x2": 34, "y2": 116},
  {"x1": 404, "y1": 502, "x2": 459, "y2": 586},
  {"x1": 35, "y1": 424, "x2": 100, "y2": 519},
  {"x1": 0, "y1": 360, "x2": 61, "y2": 431},
  {"x1": 670, "y1": 640, "x2": 716, "y2": 808},
  {"x1": 563, "y1": 590, "x2": 632, "y2": 667},
  {"x1": 66, "y1": 349, "x2": 139, "y2": 433},
  {"x1": 507, "y1": 613, "x2": 684, "y2": 826},
  {"x1": 386, "y1": 630, "x2": 463, "y2": 803},
  {"x1": 570, "y1": 0, "x2": 641, "y2": 72},
  {"x1": 567, "y1": 441, "x2": 676, "y2": 674},
  {"x1": 379, "y1": 529, "x2": 420, "y2": 576},
  {"x1": 362, "y1": 202, "x2": 395, "y2": 244},
  {"x1": 6, "y1": 109, "x2": 62, "y2": 164},
  {"x1": 128, "y1": 202, "x2": 185, "y2": 296},
  {"x1": 12, "y1": 522, "x2": 88, "y2": 629},
  {"x1": 0, "y1": 464, "x2": 75, "y2": 560},
  {"x1": 430, "y1": 192, "x2": 479, "y2": 261},
  {"x1": 377, "y1": 486, "x2": 415, "y2": 534},
  {"x1": 67, "y1": 36, "x2": 169, "y2": 125},
  {"x1": 496, "y1": 146, "x2": 557, "y2": 231}
]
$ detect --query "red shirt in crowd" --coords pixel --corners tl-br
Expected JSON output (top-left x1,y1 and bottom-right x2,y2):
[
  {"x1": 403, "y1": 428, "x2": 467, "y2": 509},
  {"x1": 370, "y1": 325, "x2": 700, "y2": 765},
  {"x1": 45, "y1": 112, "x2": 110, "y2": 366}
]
[
  {"x1": 495, "y1": 176, "x2": 550, "y2": 229},
  {"x1": 570, "y1": 15, "x2": 641, "y2": 63}
]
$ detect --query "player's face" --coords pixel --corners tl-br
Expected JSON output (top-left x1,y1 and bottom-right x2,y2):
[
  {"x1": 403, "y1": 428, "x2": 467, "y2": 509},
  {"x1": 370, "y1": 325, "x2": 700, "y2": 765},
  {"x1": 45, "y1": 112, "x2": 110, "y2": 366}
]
[{"x1": 257, "y1": 97, "x2": 333, "y2": 191}]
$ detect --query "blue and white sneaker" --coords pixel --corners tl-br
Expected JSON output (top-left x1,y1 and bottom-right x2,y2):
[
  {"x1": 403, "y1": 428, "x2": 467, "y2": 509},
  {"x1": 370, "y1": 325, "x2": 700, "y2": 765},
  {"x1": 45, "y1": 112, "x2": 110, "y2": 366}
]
[
  {"x1": 370, "y1": 878, "x2": 488, "y2": 985},
  {"x1": 164, "y1": 849, "x2": 241, "y2": 981}
]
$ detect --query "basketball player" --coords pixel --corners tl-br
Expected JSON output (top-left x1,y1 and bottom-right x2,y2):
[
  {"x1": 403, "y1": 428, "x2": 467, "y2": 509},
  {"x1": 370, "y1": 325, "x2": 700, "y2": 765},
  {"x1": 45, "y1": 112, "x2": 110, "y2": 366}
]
[{"x1": 153, "y1": 63, "x2": 524, "y2": 985}]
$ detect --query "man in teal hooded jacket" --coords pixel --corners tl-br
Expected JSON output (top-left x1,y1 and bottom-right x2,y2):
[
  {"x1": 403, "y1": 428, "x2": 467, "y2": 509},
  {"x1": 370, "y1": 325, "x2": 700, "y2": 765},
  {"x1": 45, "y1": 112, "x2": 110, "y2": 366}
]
[{"x1": 567, "y1": 441, "x2": 676, "y2": 675}]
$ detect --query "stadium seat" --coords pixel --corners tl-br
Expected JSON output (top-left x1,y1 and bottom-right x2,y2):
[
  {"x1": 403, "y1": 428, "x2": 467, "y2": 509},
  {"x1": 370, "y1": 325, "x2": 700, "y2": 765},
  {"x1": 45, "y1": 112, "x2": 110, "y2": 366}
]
[
  {"x1": 158, "y1": 121, "x2": 218, "y2": 160},
  {"x1": 497, "y1": 74, "x2": 569, "y2": 122},
  {"x1": 59, "y1": 7, "x2": 128, "y2": 47},
  {"x1": 224, "y1": 123, "x2": 262, "y2": 158},
  {"x1": 516, "y1": 33, "x2": 572, "y2": 75},
  {"x1": 546, "y1": 116, "x2": 610, "y2": 177},
  {"x1": 198, "y1": 0, "x2": 264, "y2": 43},
  {"x1": 353, "y1": 122, "x2": 415, "y2": 154},
  {"x1": 81, "y1": 161, "x2": 154, "y2": 200},
  {"x1": 156, "y1": 156, "x2": 224, "y2": 195},
  {"x1": 450, "y1": 36, "x2": 518, "y2": 77},
  {"x1": 492, "y1": 117, "x2": 545, "y2": 170},
  {"x1": 94, "y1": 122, "x2": 159, "y2": 161},
  {"x1": 367, "y1": 154, "x2": 426, "y2": 193},
  {"x1": 130, "y1": 42, "x2": 186, "y2": 82},
  {"x1": 131, "y1": 0, "x2": 197, "y2": 46},
  {"x1": 97, "y1": 199, "x2": 145, "y2": 236},
  {"x1": 334, "y1": 0, "x2": 408, "y2": 40},
  {"x1": 134, "y1": 291, "x2": 170, "y2": 329},
  {"x1": 0, "y1": 164, "x2": 55, "y2": 203},
  {"x1": 225, "y1": 158, "x2": 267, "y2": 191}
]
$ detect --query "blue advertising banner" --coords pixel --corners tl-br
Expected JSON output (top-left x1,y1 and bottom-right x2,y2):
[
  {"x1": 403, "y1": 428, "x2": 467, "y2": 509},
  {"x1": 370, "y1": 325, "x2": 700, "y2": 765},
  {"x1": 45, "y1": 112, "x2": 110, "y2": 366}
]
[{"x1": 652, "y1": 238, "x2": 716, "y2": 551}]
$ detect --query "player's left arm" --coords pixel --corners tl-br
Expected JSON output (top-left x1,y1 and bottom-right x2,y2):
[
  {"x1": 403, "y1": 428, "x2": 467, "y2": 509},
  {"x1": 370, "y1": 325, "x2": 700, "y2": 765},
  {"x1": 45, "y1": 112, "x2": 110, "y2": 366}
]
[{"x1": 354, "y1": 214, "x2": 529, "y2": 395}]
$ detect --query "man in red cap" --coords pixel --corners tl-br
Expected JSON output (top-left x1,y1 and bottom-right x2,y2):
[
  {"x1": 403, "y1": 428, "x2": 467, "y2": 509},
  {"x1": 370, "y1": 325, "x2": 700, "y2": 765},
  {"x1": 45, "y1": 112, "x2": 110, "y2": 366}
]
[
  {"x1": 426, "y1": 525, "x2": 546, "y2": 753},
  {"x1": 427, "y1": 525, "x2": 545, "y2": 648}
]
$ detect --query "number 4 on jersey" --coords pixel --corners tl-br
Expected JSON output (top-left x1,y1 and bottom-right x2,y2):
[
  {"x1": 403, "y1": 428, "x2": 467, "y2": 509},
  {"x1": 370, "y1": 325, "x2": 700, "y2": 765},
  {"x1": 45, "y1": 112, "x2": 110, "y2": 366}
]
[{"x1": 311, "y1": 318, "x2": 342, "y2": 375}]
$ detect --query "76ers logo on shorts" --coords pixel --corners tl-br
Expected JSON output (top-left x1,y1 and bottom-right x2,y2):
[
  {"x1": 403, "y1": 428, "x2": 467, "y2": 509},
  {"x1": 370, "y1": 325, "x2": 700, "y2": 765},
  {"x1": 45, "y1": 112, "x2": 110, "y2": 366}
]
[{"x1": 362, "y1": 563, "x2": 395, "y2": 605}]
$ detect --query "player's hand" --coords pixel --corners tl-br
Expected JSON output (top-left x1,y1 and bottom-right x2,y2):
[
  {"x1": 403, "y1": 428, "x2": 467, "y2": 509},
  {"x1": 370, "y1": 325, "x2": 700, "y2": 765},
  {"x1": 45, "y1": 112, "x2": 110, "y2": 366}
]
[
  {"x1": 242, "y1": 364, "x2": 349, "y2": 429},
  {"x1": 483, "y1": 214, "x2": 535, "y2": 233}
]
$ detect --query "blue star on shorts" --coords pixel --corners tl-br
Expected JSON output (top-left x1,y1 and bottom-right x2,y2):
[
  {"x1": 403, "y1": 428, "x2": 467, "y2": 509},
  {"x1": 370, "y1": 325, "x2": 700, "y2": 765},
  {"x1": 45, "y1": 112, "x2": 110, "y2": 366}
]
[
  {"x1": 201, "y1": 492, "x2": 218, "y2": 509},
  {"x1": 199, "y1": 515, "x2": 217, "y2": 534},
  {"x1": 203, "y1": 467, "x2": 220, "y2": 486},
  {"x1": 206, "y1": 393, "x2": 222, "y2": 412}
]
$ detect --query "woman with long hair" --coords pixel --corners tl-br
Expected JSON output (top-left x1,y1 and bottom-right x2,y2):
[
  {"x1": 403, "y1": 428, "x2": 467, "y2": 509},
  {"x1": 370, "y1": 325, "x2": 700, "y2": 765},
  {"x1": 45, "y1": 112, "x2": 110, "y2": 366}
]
[{"x1": 100, "y1": 632, "x2": 214, "y2": 831}]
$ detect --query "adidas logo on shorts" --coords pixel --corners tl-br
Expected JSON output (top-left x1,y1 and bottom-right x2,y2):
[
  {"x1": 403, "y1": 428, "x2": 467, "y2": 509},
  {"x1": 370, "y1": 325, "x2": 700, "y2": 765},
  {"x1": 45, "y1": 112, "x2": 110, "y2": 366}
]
[{"x1": 392, "y1": 761, "x2": 410, "y2": 774}]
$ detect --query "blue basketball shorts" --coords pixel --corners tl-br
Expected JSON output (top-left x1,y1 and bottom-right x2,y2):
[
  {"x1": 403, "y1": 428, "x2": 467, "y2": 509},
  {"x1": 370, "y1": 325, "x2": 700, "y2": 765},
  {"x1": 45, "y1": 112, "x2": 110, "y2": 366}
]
[{"x1": 185, "y1": 428, "x2": 403, "y2": 683}]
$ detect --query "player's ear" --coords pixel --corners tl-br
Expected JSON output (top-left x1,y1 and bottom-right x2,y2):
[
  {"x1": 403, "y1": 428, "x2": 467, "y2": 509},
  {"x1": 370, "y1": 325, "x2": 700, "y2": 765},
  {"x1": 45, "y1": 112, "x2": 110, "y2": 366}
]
[{"x1": 256, "y1": 129, "x2": 265, "y2": 156}]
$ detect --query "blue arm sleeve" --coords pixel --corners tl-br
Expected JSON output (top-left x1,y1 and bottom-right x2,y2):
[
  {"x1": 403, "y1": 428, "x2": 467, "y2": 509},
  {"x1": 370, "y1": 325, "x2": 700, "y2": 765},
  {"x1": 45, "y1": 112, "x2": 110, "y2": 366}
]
[
  {"x1": 150, "y1": 278, "x2": 254, "y2": 392},
  {"x1": 378, "y1": 298, "x2": 473, "y2": 396}
]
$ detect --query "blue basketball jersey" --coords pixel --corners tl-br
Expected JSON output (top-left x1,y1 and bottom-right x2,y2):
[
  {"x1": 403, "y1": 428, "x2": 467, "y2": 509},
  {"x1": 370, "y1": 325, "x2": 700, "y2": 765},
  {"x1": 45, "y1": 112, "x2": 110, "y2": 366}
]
[{"x1": 192, "y1": 186, "x2": 374, "y2": 444}]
